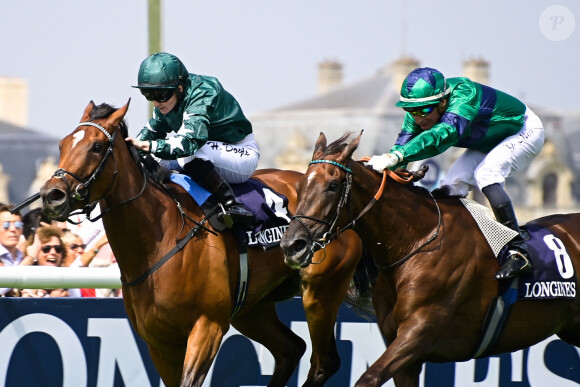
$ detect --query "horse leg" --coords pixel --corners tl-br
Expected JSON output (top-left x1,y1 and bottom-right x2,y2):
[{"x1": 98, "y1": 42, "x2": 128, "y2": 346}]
[
  {"x1": 233, "y1": 302, "x2": 306, "y2": 387},
  {"x1": 180, "y1": 315, "x2": 227, "y2": 387},
  {"x1": 354, "y1": 343, "x2": 421, "y2": 387},
  {"x1": 355, "y1": 277, "x2": 424, "y2": 387},
  {"x1": 301, "y1": 230, "x2": 362, "y2": 386},
  {"x1": 354, "y1": 316, "x2": 436, "y2": 387},
  {"x1": 147, "y1": 345, "x2": 186, "y2": 387}
]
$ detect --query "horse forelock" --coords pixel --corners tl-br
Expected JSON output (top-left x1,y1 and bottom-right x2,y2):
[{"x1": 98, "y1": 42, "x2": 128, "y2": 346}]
[{"x1": 88, "y1": 102, "x2": 129, "y2": 138}]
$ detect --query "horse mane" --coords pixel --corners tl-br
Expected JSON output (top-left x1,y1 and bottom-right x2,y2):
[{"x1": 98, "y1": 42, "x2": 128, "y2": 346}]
[{"x1": 90, "y1": 102, "x2": 170, "y2": 185}]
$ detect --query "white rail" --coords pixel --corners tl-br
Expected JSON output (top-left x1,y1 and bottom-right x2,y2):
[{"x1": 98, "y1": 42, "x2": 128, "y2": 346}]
[{"x1": 0, "y1": 266, "x2": 122, "y2": 289}]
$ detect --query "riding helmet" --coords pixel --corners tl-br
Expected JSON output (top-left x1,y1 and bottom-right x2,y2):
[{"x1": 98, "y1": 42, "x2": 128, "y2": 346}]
[
  {"x1": 396, "y1": 67, "x2": 450, "y2": 108},
  {"x1": 133, "y1": 52, "x2": 189, "y2": 89}
]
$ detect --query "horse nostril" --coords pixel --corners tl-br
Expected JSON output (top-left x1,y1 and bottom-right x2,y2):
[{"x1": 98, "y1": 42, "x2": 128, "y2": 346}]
[
  {"x1": 291, "y1": 239, "x2": 308, "y2": 255},
  {"x1": 47, "y1": 189, "x2": 66, "y2": 204}
]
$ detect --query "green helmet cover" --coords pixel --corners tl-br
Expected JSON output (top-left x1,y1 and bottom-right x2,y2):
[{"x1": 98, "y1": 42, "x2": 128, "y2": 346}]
[
  {"x1": 133, "y1": 52, "x2": 189, "y2": 89},
  {"x1": 395, "y1": 67, "x2": 449, "y2": 108}
]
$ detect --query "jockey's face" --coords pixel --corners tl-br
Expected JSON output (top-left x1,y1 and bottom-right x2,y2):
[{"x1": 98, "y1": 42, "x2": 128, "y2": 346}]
[
  {"x1": 413, "y1": 105, "x2": 444, "y2": 130},
  {"x1": 153, "y1": 85, "x2": 183, "y2": 115}
]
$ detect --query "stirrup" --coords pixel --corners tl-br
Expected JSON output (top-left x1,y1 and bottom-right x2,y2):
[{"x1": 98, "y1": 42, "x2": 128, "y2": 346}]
[
  {"x1": 216, "y1": 203, "x2": 234, "y2": 228},
  {"x1": 494, "y1": 250, "x2": 531, "y2": 280},
  {"x1": 216, "y1": 203, "x2": 253, "y2": 228}
]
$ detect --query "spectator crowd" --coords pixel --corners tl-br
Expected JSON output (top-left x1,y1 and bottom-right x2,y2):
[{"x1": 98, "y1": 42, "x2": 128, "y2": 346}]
[{"x1": 0, "y1": 203, "x2": 120, "y2": 298}]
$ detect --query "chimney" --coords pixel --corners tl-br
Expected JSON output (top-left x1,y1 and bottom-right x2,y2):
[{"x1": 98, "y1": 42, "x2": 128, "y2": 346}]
[
  {"x1": 317, "y1": 60, "x2": 343, "y2": 94},
  {"x1": 462, "y1": 58, "x2": 490, "y2": 84},
  {"x1": 387, "y1": 55, "x2": 420, "y2": 93},
  {"x1": 0, "y1": 77, "x2": 28, "y2": 127}
]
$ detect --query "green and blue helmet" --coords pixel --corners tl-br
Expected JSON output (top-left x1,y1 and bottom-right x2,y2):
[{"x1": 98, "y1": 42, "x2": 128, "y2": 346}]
[
  {"x1": 395, "y1": 67, "x2": 450, "y2": 108},
  {"x1": 133, "y1": 52, "x2": 189, "y2": 90}
]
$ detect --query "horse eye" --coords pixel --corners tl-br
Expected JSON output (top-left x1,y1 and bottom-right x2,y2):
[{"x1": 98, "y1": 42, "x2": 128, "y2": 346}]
[
  {"x1": 91, "y1": 143, "x2": 104, "y2": 153},
  {"x1": 328, "y1": 181, "x2": 338, "y2": 191}
]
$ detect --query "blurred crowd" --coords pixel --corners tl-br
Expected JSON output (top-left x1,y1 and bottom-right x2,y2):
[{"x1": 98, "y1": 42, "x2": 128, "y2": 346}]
[{"x1": 0, "y1": 203, "x2": 121, "y2": 298}]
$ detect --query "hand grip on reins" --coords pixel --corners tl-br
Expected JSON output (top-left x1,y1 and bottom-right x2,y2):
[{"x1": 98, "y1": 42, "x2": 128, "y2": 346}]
[{"x1": 9, "y1": 193, "x2": 41, "y2": 214}]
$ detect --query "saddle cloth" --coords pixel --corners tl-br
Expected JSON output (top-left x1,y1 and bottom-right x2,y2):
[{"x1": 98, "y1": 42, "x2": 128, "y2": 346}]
[
  {"x1": 461, "y1": 198, "x2": 577, "y2": 300},
  {"x1": 168, "y1": 174, "x2": 292, "y2": 250}
]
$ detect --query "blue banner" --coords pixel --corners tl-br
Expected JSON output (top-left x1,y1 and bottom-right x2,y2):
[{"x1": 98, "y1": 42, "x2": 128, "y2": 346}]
[{"x1": 0, "y1": 298, "x2": 579, "y2": 386}]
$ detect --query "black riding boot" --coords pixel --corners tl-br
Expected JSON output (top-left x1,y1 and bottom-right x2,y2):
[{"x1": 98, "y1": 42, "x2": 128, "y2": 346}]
[
  {"x1": 482, "y1": 183, "x2": 531, "y2": 280},
  {"x1": 183, "y1": 159, "x2": 254, "y2": 228}
]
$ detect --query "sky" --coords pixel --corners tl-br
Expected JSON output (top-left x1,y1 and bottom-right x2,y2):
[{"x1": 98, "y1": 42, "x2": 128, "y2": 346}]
[{"x1": 1, "y1": 0, "x2": 579, "y2": 139}]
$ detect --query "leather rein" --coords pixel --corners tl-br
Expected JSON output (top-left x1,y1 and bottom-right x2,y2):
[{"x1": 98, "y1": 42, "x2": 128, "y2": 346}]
[{"x1": 291, "y1": 159, "x2": 441, "y2": 270}]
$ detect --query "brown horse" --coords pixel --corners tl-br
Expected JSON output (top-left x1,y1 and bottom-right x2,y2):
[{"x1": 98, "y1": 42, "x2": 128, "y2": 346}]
[
  {"x1": 281, "y1": 131, "x2": 580, "y2": 387},
  {"x1": 38, "y1": 101, "x2": 362, "y2": 387}
]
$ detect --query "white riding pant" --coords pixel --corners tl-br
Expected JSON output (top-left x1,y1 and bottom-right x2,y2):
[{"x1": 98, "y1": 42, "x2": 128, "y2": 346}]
[
  {"x1": 440, "y1": 107, "x2": 545, "y2": 197},
  {"x1": 159, "y1": 133, "x2": 260, "y2": 184}
]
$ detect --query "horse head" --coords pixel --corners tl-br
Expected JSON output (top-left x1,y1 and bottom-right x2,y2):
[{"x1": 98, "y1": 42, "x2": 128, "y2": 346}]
[
  {"x1": 281, "y1": 131, "x2": 362, "y2": 268},
  {"x1": 40, "y1": 100, "x2": 131, "y2": 221}
]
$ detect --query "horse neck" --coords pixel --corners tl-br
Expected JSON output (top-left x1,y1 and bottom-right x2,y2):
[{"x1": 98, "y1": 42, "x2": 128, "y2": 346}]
[
  {"x1": 98, "y1": 145, "x2": 177, "y2": 273},
  {"x1": 350, "y1": 163, "x2": 437, "y2": 260}
]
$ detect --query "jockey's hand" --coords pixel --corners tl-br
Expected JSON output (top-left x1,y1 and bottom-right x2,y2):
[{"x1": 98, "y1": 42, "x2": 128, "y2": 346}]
[
  {"x1": 125, "y1": 137, "x2": 151, "y2": 153},
  {"x1": 367, "y1": 152, "x2": 402, "y2": 172}
]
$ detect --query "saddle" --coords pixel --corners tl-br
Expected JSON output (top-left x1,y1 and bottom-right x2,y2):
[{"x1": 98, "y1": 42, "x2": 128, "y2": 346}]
[{"x1": 168, "y1": 173, "x2": 292, "y2": 250}]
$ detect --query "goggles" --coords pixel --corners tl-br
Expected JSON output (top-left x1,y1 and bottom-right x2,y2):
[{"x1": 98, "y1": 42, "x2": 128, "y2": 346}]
[
  {"x1": 41, "y1": 245, "x2": 63, "y2": 254},
  {"x1": 69, "y1": 243, "x2": 86, "y2": 250},
  {"x1": 404, "y1": 105, "x2": 437, "y2": 117},
  {"x1": 140, "y1": 88, "x2": 176, "y2": 102},
  {"x1": 1, "y1": 221, "x2": 23, "y2": 230}
]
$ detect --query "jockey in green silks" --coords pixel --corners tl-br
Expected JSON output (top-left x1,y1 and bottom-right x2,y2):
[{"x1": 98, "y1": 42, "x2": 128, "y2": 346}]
[
  {"x1": 368, "y1": 67, "x2": 545, "y2": 280},
  {"x1": 126, "y1": 52, "x2": 258, "y2": 228}
]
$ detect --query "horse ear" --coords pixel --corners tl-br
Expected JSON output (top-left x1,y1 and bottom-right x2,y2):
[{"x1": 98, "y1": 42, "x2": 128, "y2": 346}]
[
  {"x1": 342, "y1": 129, "x2": 363, "y2": 160},
  {"x1": 105, "y1": 99, "x2": 131, "y2": 129},
  {"x1": 80, "y1": 101, "x2": 96, "y2": 122},
  {"x1": 313, "y1": 132, "x2": 327, "y2": 159}
]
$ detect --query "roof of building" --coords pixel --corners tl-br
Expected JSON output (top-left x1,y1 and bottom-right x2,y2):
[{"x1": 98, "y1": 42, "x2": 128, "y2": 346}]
[{"x1": 273, "y1": 67, "x2": 399, "y2": 112}]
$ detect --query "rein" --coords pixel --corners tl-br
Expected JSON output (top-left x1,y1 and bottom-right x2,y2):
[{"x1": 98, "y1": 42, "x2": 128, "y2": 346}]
[{"x1": 293, "y1": 159, "x2": 441, "y2": 270}]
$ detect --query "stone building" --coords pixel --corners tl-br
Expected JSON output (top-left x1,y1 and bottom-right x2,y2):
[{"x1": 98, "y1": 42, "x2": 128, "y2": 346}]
[{"x1": 0, "y1": 79, "x2": 59, "y2": 208}]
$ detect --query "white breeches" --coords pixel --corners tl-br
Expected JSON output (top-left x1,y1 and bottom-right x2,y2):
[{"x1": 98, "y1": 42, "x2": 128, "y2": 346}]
[
  {"x1": 440, "y1": 107, "x2": 545, "y2": 197},
  {"x1": 160, "y1": 134, "x2": 260, "y2": 184}
]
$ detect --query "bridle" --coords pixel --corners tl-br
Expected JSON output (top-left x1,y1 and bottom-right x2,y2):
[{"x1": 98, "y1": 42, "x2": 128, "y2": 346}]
[
  {"x1": 53, "y1": 121, "x2": 147, "y2": 223},
  {"x1": 291, "y1": 159, "x2": 442, "y2": 270},
  {"x1": 290, "y1": 159, "x2": 384, "y2": 262}
]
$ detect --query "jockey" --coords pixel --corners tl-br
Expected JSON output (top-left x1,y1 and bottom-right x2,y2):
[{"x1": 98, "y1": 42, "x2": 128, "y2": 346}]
[
  {"x1": 368, "y1": 67, "x2": 545, "y2": 280},
  {"x1": 126, "y1": 52, "x2": 258, "y2": 228}
]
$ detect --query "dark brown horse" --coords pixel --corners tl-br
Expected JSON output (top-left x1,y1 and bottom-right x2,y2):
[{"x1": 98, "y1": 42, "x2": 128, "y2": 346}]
[
  {"x1": 281, "y1": 131, "x2": 580, "y2": 387},
  {"x1": 38, "y1": 101, "x2": 362, "y2": 387}
]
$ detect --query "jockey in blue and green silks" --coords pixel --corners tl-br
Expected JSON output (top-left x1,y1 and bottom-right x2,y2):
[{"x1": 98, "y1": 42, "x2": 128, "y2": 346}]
[{"x1": 368, "y1": 67, "x2": 545, "y2": 280}]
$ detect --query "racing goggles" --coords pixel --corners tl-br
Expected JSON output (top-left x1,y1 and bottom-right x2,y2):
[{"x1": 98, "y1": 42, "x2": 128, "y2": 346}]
[
  {"x1": 404, "y1": 105, "x2": 437, "y2": 117},
  {"x1": 140, "y1": 88, "x2": 176, "y2": 102}
]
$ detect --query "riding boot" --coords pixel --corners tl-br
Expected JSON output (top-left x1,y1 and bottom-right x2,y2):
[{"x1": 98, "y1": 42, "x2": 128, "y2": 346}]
[
  {"x1": 182, "y1": 159, "x2": 253, "y2": 228},
  {"x1": 482, "y1": 184, "x2": 531, "y2": 280}
]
